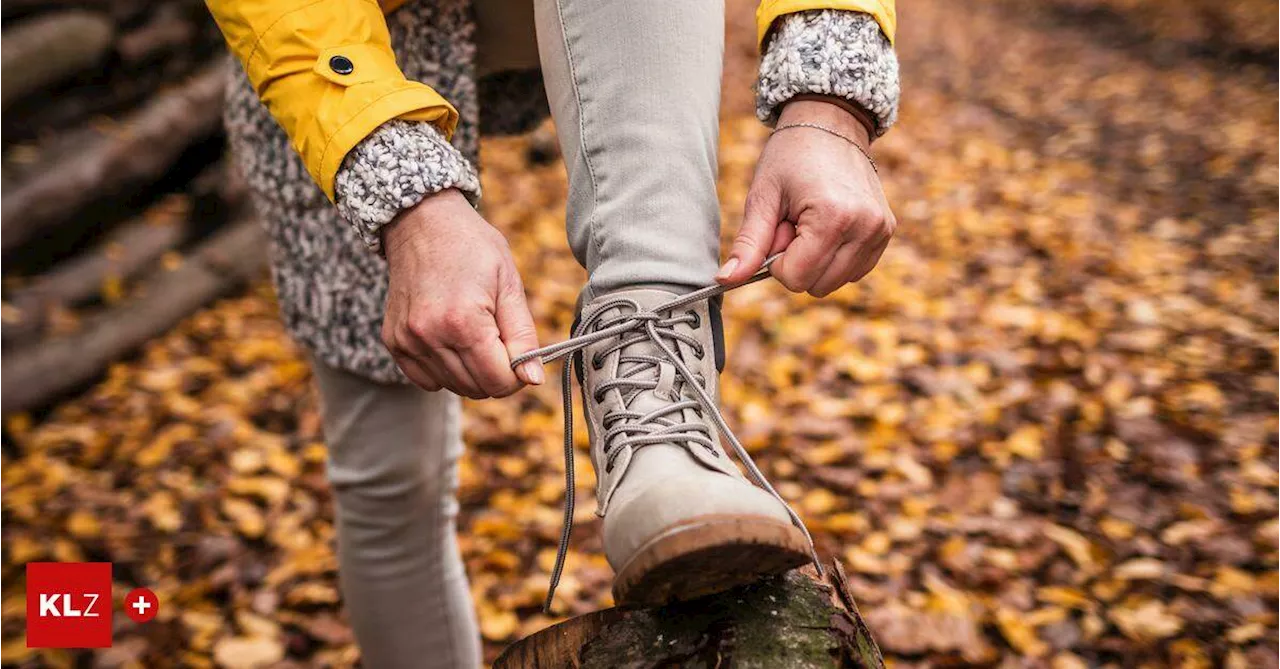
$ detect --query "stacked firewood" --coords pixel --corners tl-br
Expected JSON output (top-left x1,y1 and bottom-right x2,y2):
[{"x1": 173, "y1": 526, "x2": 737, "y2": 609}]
[{"x1": 1, "y1": 0, "x2": 265, "y2": 414}]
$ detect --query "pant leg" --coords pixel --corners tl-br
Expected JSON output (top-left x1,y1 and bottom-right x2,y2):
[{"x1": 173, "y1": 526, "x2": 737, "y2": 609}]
[
  {"x1": 312, "y1": 361, "x2": 480, "y2": 669},
  {"x1": 534, "y1": 0, "x2": 726, "y2": 301}
]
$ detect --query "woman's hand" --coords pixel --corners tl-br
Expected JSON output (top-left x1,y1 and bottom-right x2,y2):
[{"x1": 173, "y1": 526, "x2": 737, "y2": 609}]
[
  {"x1": 717, "y1": 98, "x2": 895, "y2": 297},
  {"x1": 381, "y1": 189, "x2": 543, "y2": 398}
]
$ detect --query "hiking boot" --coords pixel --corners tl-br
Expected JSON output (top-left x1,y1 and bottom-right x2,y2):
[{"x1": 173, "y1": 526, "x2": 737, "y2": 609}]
[{"x1": 578, "y1": 287, "x2": 811, "y2": 606}]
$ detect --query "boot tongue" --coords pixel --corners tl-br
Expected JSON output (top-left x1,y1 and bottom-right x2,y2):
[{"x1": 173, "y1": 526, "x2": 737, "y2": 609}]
[
  {"x1": 594, "y1": 289, "x2": 689, "y2": 415},
  {"x1": 653, "y1": 363, "x2": 678, "y2": 401}
]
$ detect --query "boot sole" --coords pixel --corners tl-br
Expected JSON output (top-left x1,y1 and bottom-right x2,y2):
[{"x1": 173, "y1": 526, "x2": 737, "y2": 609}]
[{"x1": 612, "y1": 514, "x2": 811, "y2": 607}]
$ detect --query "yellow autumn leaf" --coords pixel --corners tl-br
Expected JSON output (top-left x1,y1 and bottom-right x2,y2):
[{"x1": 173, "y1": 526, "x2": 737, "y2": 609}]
[
  {"x1": 65, "y1": 509, "x2": 102, "y2": 538},
  {"x1": 1005, "y1": 425, "x2": 1043, "y2": 460},
  {"x1": 1108, "y1": 598, "x2": 1184, "y2": 642},
  {"x1": 995, "y1": 608, "x2": 1048, "y2": 657},
  {"x1": 1036, "y1": 586, "x2": 1093, "y2": 610},
  {"x1": 1043, "y1": 524, "x2": 1098, "y2": 572},
  {"x1": 221, "y1": 498, "x2": 265, "y2": 538},
  {"x1": 143, "y1": 491, "x2": 183, "y2": 533},
  {"x1": 212, "y1": 636, "x2": 284, "y2": 668},
  {"x1": 1112, "y1": 557, "x2": 1165, "y2": 581},
  {"x1": 479, "y1": 607, "x2": 519, "y2": 641},
  {"x1": 226, "y1": 476, "x2": 290, "y2": 505},
  {"x1": 285, "y1": 582, "x2": 339, "y2": 605}
]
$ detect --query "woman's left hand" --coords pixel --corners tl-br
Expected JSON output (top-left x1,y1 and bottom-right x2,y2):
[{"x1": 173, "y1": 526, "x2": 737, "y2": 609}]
[{"x1": 717, "y1": 98, "x2": 895, "y2": 297}]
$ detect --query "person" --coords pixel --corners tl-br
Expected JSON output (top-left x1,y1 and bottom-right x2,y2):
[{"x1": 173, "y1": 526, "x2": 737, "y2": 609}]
[{"x1": 208, "y1": 0, "x2": 899, "y2": 664}]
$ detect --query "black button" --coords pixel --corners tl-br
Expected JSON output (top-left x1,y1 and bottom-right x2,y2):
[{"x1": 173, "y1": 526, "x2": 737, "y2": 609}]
[{"x1": 329, "y1": 55, "x2": 354, "y2": 75}]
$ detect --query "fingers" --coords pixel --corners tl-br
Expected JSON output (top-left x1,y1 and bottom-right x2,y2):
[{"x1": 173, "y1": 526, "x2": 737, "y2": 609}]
[
  {"x1": 452, "y1": 338, "x2": 523, "y2": 399},
  {"x1": 808, "y1": 236, "x2": 889, "y2": 297},
  {"x1": 719, "y1": 179, "x2": 782, "y2": 284},
  {"x1": 432, "y1": 348, "x2": 489, "y2": 399},
  {"x1": 386, "y1": 304, "x2": 521, "y2": 399},
  {"x1": 846, "y1": 236, "x2": 890, "y2": 284},
  {"x1": 769, "y1": 222, "x2": 797, "y2": 255},
  {"x1": 495, "y1": 271, "x2": 544, "y2": 386},
  {"x1": 773, "y1": 198, "x2": 895, "y2": 296},
  {"x1": 430, "y1": 306, "x2": 521, "y2": 398},
  {"x1": 808, "y1": 242, "x2": 863, "y2": 298},
  {"x1": 395, "y1": 329, "x2": 487, "y2": 399},
  {"x1": 771, "y1": 223, "x2": 841, "y2": 293},
  {"x1": 394, "y1": 355, "x2": 443, "y2": 392},
  {"x1": 385, "y1": 326, "x2": 450, "y2": 393}
]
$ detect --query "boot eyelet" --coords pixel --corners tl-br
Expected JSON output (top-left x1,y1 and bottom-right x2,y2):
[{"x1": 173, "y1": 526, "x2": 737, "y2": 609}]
[
  {"x1": 694, "y1": 344, "x2": 705, "y2": 360},
  {"x1": 687, "y1": 310, "x2": 700, "y2": 328},
  {"x1": 591, "y1": 354, "x2": 603, "y2": 370}
]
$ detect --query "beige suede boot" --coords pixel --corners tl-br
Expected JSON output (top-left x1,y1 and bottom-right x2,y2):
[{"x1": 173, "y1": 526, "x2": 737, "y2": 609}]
[{"x1": 575, "y1": 288, "x2": 812, "y2": 606}]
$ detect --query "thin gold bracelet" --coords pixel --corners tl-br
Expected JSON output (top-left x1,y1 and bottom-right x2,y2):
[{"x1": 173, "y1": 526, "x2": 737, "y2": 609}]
[{"x1": 772, "y1": 122, "x2": 878, "y2": 174}]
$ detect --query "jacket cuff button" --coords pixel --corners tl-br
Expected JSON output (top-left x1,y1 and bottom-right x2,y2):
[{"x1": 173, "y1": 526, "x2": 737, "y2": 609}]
[{"x1": 329, "y1": 55, "x2": 354, "y2": 75}]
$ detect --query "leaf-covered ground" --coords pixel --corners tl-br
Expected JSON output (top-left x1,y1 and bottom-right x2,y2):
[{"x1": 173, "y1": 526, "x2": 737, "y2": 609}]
[{"x1": 3, "y1": 0, "x2": 1277, "y2": 666}]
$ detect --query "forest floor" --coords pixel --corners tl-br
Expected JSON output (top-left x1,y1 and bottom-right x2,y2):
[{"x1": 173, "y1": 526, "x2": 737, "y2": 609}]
[{"x1": 3, "y1": 0, "x2": 1277, "y2": 666}]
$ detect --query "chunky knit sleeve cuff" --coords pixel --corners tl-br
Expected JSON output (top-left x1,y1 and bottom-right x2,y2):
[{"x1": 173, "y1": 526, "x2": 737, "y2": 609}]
[
  {"x1": 335, "y1": 119, "x2": 482, "y2": 254},
  {"x1": 756, "y1": 10, "x2": 900, "y2": 136}
]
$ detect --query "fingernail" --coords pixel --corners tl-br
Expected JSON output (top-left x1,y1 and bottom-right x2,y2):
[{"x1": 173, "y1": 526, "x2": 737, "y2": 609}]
[
  {"x1": 521, "y1": 360, "x2": 545, "y2": 385},
  {"x1": 716, "y1": 257, "x2": 740, "y2": 281}
]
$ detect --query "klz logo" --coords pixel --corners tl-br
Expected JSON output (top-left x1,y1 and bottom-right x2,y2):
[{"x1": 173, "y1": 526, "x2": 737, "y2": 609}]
[
  {"x1": 26, "y1": 563, "x2": 113, "y2": 648},
  {"x1": 38, "y1": 593, "x2": 102, "y2": 617}
]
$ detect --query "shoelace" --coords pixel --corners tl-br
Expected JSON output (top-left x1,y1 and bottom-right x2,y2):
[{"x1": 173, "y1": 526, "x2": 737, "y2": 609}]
[
  {"x1": 590, "y1": 308, "x2": 716, "y2": 469},
  {"x1": 510, "y1": 255, "x2": 821, "y2": 612}
]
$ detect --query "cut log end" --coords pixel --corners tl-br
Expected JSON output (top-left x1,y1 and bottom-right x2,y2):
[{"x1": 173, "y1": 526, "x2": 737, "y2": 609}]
[{"x1": 495, "y1": 562, "x2": 884, "y2": 669}]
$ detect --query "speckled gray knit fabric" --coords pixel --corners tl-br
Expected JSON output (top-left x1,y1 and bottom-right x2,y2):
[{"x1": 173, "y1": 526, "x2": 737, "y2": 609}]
[
  {"x1": 755, "y1": 10, "x2": 899, "y2": 135},
  {"x1": 335, "y1": 120, "x2": 481, "y2": 254}
]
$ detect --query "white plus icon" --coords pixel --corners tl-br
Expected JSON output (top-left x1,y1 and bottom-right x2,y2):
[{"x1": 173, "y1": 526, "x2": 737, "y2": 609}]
[
  {"x1": 124, "y1": 587, "x2": 158, "y2": 622},
  {"x1": 132, "y1": 596, "x2": 151, "y2": 615}
]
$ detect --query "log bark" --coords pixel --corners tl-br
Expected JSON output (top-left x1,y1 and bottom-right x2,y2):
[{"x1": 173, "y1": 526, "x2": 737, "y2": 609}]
[
  {"x1": 2, "y1": 209, "x2": 188, "y2": 347},
  {"x1": 1, "y1": 60, "x2": 201, "y2": 146},
  {"x1": 1, "y1": 0, "x2": 158, "y2": 22},
  {"x1": 495, "y1": 563, "x2": 884, "y2": 669},
  {"x1": 1, "y1": 158, "x2": 245, "y2": 348},
  {"x1": 116, "y1": 5, "x2": 199, "y2": 63},
  {"x1": 0, "y1": 11, "x2": 115, "y2": 107},
  {"x1": 1, "y1": 62, "x2": 227, "y2": 254},
  {"x1": 1, "y1": 217, "x2": 266, "y2": 415}
]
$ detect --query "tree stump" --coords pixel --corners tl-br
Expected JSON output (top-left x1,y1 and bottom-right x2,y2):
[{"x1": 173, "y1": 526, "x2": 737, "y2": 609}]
[{"x1": 495, "y1": 562, "x2": 883, "y2": 669}]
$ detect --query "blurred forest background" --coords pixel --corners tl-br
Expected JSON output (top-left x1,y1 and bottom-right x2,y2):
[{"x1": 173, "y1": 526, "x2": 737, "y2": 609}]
[{"x1": 1, "y1": 0, "x2": 1277, "y2": 666}]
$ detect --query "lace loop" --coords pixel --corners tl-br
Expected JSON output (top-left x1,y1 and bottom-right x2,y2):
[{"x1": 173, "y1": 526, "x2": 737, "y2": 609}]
[{"x1": 510, "y1": 255, "x2": 821, "y2": 613}]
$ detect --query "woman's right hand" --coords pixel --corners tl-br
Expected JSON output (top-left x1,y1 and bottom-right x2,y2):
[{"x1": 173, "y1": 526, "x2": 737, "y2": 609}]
[{"x1": 380, "y1": 189, "x2": 544, "y2": 398}]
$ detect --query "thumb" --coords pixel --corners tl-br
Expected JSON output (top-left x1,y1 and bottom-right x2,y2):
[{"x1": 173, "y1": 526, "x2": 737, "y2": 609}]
[
  {"x1": 495, "y1": 273, "x2": 544, "y2": 386},
  {"x1": 718, "y1": 181, "x2": 781, "y2": 284}
]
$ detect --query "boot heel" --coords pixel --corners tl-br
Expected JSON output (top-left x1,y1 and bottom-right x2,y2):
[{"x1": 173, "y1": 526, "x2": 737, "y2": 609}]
[{"x1": 612, "y1": 515, "x2": 812, "y2": 606}]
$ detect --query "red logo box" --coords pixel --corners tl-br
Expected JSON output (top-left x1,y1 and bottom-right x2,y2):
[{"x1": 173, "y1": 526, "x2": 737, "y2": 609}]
[{"x1": 26, "y1": 562, "x2": 113, "y2": 648}]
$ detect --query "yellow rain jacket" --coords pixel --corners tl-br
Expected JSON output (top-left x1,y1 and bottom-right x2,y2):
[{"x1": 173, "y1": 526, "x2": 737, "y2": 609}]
[{"x1": 206, "y1": 0, "x2": 896, "y2": 201}]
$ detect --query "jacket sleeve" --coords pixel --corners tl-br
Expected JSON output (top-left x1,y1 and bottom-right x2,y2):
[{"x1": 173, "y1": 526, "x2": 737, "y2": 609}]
[
  {"x1": 206, "y1": 0, "x2": 459, "y2": 201},
  {"x1": 757, "y1": 0, "x2": 895, "y2": 46}
]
